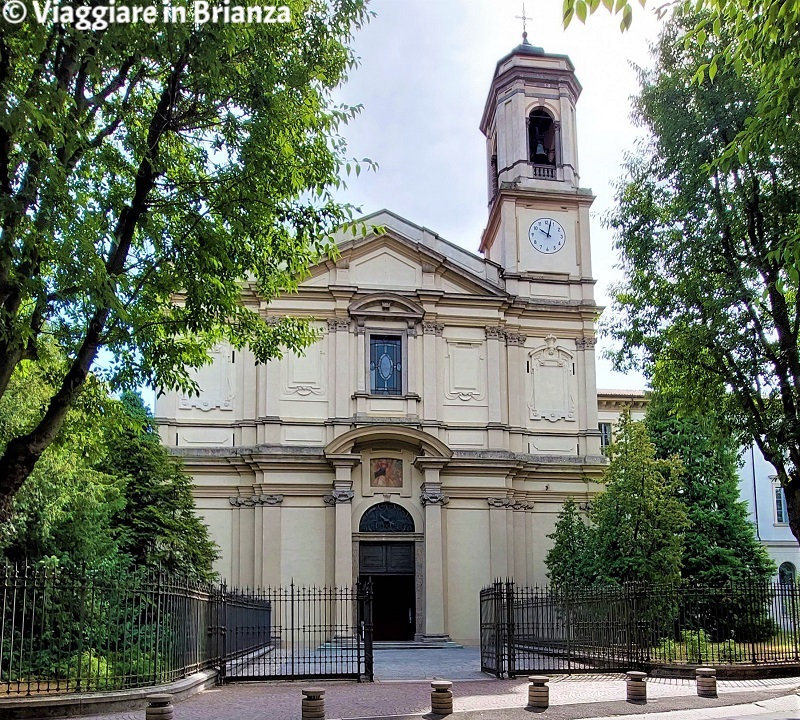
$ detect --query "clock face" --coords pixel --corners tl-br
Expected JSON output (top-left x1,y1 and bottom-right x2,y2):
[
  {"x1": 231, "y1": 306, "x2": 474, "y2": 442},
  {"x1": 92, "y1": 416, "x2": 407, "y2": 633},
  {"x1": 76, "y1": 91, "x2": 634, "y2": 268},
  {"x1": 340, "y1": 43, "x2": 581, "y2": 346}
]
[{"x1": 529, "y1": 218, "x2": 566, "y2": 254}]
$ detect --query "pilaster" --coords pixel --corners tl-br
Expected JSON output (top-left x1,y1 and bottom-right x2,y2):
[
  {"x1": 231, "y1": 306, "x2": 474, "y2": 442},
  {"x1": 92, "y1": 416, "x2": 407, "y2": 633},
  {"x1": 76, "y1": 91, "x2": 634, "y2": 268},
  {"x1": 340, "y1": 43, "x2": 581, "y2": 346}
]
[
  {"x1": 325, "y1": 454, "x2": 361, "y2": 589},
  {"x1": 487, "y1": 497, "x2": 510, "y2": 579},
  {"x1": 415, "y1": 457, "x2": 450, "y2": 641},
  {"x1": 577, "y1": 335, "x2": 601, "y2": 455},
  {"x1": 422, "y1": 322, "x2": 443, "y2": 422}
]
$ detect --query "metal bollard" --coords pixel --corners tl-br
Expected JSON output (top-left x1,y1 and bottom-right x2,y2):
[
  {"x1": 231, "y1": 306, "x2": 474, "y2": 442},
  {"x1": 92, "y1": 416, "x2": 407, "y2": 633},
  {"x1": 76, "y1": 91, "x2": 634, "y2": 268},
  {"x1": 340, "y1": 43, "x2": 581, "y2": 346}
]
[
  {"x1": 302, "y1": 687, "x2": 326, "y2": 720},
  {"x1": 696, "y1": 667, "x2": 717, "y2": 698},
  {"x1": 626, "y1": 671, "x2": 647, "y2": 703},
  {"x1": 527, "y1": 675, "x2": 550, "y2": 709},
  {"x1": 430, "y1": 680, "x2": 453, "y2": 716},
  {"x1": 145, "y1": 694, "x2": 174, "y2": 720}
]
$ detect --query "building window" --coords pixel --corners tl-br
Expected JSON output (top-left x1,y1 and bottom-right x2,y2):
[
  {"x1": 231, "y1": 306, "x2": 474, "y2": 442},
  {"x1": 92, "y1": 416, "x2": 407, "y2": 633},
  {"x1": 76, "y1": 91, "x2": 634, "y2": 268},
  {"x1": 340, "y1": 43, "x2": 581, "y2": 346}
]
[
  {"x1": 779, "y1": 562, "x2": 796, "y2": 585},
  {"x1": 370, "y1": 335, "x2": 402, "y2": 395},
  {"x1": 775, "y1": 484, "x2": 789, "y2": 524},
  {"x1": 599, "y1": 422, "x2": 612, "y2": 450}
]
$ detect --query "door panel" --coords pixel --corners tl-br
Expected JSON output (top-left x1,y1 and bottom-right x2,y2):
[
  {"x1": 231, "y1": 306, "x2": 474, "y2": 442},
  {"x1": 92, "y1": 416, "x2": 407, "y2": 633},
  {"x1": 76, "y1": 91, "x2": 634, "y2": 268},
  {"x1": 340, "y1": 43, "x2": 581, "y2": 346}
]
[
  {"x1": 371, "y1": 575, "x2": 415, "y2": 641},
  {"x1": 359, "y1": 542, "x2": 416, "y2": 641},
  {"x1": 359, "y1": 542, "x2": 414, "y2": 574}
]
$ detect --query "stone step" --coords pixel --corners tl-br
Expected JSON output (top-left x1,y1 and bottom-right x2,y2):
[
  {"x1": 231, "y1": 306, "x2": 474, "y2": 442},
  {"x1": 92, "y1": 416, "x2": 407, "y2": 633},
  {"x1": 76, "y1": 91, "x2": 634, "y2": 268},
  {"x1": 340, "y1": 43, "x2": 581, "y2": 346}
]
[
  {"x1": 317, "y1": 639, "x2": 464, "y2": 651},
  {"x1": 373, "y1": 641, "x2": 464, "y2": 650}
]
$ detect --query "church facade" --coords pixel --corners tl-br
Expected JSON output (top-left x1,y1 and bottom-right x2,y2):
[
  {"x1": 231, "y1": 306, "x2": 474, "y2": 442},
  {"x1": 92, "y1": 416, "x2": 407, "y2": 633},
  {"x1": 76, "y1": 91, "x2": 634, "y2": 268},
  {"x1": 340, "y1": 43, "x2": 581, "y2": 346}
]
[{"x1": 156, "y1": 40, "x2": 609, "y2": 644}]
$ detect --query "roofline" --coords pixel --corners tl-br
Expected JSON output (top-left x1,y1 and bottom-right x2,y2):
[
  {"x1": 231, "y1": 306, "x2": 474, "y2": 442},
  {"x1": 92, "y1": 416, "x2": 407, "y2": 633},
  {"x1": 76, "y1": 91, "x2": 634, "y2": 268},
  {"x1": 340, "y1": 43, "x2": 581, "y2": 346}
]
[{"x1": 353, "y1": 208, "x2": 490, "y2": 265}]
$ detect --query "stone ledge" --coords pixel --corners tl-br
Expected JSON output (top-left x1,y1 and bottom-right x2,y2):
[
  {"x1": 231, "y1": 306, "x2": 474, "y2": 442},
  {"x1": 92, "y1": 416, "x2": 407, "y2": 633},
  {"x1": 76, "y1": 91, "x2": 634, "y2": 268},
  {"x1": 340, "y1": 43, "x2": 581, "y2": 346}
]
[{"x1": 0, "y1": 669, "x2": 217, "y2": 719}]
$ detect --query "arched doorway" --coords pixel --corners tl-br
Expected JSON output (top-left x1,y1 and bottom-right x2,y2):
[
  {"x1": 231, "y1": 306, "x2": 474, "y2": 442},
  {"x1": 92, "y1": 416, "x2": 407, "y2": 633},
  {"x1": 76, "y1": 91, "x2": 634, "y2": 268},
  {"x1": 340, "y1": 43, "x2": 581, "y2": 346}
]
[{"x1": 359, "y1": 503, "x2": 416, "y2": 641}]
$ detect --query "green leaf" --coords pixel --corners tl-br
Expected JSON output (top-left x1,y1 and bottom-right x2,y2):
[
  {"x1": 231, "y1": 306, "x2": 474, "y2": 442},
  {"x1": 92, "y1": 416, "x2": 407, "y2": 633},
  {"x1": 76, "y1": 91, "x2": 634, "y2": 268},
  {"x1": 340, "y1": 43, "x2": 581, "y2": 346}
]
[{"x1": 620, "y1": 4, "x2": 633, "y2": 30}]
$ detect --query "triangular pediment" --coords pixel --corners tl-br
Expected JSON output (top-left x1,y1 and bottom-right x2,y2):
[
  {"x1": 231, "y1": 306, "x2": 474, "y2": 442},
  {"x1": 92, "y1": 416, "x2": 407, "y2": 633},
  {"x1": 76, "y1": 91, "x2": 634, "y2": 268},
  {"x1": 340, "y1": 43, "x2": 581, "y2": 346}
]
[{"x1": 299, "y1": 210, "x2": 506, "y2": 298}]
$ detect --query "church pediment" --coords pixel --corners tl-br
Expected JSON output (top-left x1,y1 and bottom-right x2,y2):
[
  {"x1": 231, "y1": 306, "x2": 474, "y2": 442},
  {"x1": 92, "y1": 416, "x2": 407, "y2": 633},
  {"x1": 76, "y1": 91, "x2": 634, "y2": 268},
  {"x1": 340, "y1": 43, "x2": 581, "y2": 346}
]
[
  {"x1": 349, "y1": 244, "x2": 422, "y2": 290},
  {"x1": 300, "y1": 217, "x2": 507, "y2": 299},
  {"x1": 348, "y1": 293, "x2": 424, "y2": 322}
]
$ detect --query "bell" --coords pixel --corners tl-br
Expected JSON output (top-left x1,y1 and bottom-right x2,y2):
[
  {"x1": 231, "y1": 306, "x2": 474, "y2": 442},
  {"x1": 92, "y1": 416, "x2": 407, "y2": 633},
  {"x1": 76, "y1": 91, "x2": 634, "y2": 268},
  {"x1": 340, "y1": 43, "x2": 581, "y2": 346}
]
[{"x1": 534, "y1": 140, "x2": 548, "y2": 163}]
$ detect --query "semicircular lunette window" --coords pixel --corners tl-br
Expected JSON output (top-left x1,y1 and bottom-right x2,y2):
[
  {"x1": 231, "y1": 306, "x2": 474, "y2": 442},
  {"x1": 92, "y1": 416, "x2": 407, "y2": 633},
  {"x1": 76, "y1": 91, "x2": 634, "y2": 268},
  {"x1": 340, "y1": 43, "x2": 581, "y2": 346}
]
[{"x1": 359, "y1": 502, "x2": 415, "y2": 533}]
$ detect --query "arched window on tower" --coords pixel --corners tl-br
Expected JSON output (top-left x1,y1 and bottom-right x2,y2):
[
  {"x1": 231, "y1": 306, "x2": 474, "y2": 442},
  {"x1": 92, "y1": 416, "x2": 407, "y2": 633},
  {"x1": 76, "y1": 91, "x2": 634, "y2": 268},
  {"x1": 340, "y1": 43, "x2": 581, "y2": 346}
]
[{"x1": 528, "y1": 108, "x2": 556, "y2": 166}]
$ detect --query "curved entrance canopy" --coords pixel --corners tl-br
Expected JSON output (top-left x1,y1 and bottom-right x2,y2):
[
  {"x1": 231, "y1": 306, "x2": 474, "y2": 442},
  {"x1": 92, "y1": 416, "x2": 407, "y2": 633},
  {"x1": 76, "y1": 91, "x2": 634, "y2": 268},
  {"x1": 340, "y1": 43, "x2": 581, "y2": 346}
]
[{"x1": 324, "y1": 425, "x2": 452, "y2": 459}]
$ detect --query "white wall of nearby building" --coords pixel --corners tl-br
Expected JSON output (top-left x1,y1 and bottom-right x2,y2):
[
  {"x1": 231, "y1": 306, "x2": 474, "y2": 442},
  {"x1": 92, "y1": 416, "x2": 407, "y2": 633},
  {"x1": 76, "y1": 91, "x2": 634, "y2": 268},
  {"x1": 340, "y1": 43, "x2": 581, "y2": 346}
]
[{"x1": 738, "y1": 446, "x2": 800, "y2": 581}]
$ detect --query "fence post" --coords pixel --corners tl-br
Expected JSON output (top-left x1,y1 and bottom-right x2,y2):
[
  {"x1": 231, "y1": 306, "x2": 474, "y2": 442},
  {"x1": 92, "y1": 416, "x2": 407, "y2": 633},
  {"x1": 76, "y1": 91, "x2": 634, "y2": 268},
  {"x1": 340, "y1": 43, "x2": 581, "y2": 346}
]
[
  {"x1": 506, "y1": 579, "x2": 516, "y2": 678},
  {"x1": 565, "y1": 586, "x2": 572, "y2": 675},
  {"x1": 75, "y1": 567, "x2": 87, "y2": 693},
  {"x1": 219, "y1": 582, "x2": 227, "y2": 683},
  {"x1": 290, "y1": 581, "x2": 295, "y2": 678},
  {"x1": 363, "y1": 580, "x2": 373, "y2": 682},
  {"x1": 492, "y1": 580, "x2": 503, "y2": 678},
  {"x1": 791, "y1": 581, "x2": 799, "y2": 661},
  {"x1": 153, "y1": 571, "x2": 163, "y2": 687}
]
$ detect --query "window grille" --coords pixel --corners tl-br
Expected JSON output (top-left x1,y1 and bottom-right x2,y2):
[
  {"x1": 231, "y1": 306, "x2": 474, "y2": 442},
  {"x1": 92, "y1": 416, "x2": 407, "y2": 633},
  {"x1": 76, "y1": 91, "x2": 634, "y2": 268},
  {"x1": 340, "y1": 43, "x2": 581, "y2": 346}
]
[{"x1": 370, "y1": 335, "x2": 402, "y2": 395}]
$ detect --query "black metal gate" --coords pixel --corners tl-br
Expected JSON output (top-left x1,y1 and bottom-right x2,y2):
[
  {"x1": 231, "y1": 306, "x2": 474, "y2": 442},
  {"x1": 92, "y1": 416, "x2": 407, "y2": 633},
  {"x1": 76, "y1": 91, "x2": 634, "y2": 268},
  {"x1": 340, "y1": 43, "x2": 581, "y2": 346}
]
[
  {"x1": 220, "y1": 581, "x2": 373, "y2": 682},
  {"x1": 480, "y1": 580, "x2": 800, "y2": 678},
  {"x1": 481, "y1": 580, "x2": 651, "y2": 678}
]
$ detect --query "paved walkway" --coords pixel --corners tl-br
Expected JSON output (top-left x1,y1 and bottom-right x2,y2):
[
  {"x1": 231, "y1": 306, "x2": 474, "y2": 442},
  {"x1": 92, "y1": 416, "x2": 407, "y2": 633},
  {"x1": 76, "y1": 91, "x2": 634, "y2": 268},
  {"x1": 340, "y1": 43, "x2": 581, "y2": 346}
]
[{"x1": 78, "y1": 670, "x2": 800, "y2": 720}]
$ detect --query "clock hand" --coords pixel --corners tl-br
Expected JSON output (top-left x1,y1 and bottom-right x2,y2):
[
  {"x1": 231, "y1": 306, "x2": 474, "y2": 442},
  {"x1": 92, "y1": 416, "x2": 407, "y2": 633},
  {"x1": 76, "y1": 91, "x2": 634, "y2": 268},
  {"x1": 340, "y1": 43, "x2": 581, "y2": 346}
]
[{"x1": 546, "y1": 220, "x2": 552, "y2": 238}]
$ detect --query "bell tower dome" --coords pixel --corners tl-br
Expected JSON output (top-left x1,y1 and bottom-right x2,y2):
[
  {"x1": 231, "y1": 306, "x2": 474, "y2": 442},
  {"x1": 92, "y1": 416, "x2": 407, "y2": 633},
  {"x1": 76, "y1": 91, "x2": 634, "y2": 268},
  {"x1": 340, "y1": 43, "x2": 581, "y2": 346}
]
[{"x1": 479, "y1": 37, "x2": 596, "y2": 299}]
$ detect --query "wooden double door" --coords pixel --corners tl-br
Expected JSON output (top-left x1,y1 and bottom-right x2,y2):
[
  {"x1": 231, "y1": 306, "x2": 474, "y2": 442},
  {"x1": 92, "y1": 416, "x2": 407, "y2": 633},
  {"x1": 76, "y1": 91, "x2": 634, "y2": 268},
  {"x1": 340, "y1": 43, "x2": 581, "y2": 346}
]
[{"x1": 359, "y1": 542, "x2": 415, "y2": 641}]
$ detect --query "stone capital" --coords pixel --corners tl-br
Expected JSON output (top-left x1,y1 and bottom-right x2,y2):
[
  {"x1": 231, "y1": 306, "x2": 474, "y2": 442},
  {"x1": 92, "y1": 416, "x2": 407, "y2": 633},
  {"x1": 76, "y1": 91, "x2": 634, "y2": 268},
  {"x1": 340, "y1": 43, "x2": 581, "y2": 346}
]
[
  {"x1": 326, "y1": 318, "x2": 350, "y2": 332},
  {"x1": 422, "y1": 322, "x2": 445, "y2": 336},
  {"x1": 323, "y1": 489, "x2": 354, "y2": 505},
  {"x1": 229, "y1": 494, "x2": 284, "y2": 507},
  {"x1": 485, "y1": 326, "x2": 506, "y2": 340},
  {"x1": 505, "y1": 333, "x2": 527, "y2": 347},
  {"x1": 487, "y1": 497, "x2": 512, "y2": 508},
  {"x1": 421, "y1": 489, "x2": 449, "y2": 506},
  {"x1": 575, "y1": 336, "x2": 596, "y2": 350}
]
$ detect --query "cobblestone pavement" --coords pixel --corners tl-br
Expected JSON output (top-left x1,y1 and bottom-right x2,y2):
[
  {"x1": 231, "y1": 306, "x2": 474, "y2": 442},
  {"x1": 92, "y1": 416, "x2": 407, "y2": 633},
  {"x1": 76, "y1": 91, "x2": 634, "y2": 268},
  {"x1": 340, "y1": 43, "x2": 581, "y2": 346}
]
[
  {"x1": 374, "y1": 647, "x2": 486, "y2": 680},
  {"x1": 77, "y1": 671, "x2": 800, "y2": 720},
  {"x1": 68, "y1": 644, "x2": 800, "y2": 720}
]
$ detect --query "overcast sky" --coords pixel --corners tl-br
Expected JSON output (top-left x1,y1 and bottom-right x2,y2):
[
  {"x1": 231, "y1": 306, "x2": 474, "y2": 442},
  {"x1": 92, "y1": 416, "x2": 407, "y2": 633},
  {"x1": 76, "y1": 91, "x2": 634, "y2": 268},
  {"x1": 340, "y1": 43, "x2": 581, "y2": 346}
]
[{"x1": 333, "y1": 0, "x2": 664, "y2": 390}]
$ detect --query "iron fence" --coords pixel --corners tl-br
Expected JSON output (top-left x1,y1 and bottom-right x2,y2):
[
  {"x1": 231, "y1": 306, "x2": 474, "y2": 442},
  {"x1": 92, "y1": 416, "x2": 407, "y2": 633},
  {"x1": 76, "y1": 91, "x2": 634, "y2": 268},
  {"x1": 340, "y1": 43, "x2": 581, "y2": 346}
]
[
  {"x1": 1, "y1": 563, "x2": 373, "y2": 696},
  {"x1": 480, "y1": 579, "x2": 800, "y2": 678},
  {"x1": 1, "y1": 563, "x2": 218, "y2": 696}
]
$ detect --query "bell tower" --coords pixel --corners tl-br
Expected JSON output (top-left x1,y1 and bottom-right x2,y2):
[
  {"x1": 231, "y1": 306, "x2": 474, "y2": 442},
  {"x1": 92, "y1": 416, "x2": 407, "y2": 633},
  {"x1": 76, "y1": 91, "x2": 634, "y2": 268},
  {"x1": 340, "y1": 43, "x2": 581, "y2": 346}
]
[{"x1": 479, "y1": 36, "x2": 596, "y2": 301}]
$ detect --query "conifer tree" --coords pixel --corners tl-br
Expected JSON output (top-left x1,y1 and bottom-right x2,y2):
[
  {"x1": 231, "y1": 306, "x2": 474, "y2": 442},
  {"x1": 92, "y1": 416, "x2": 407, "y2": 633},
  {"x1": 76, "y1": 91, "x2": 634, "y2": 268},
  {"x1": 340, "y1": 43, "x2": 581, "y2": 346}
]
[
  {"x1": 546, "y1": 411, "x2": 688, "y2": 587},
  {"x1": 104, "y1": 393, "x2": 218, "y2": 581},
  {"x1": 545, "y1": 497, "x2": 592, "y2": 588},
  {"x1": 590, "y1": 410, "x2": 688, "y2": 586},
  {"x1": 646, "y1": 392, "x2": 775, "y2": 584}
]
